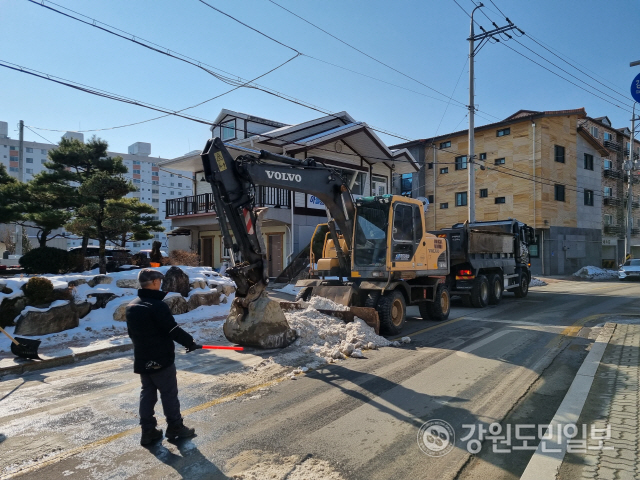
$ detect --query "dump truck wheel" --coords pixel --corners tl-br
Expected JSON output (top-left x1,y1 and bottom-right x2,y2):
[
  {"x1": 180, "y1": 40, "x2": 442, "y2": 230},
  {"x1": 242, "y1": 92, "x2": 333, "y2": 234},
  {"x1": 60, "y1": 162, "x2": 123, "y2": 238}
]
[
  {"x1": 295, "y1": 287, "x2": 312, "y2": 302},
  {"x1": 470, "y1": 275, "x2": 489, "y2": 308},
  {"x1": 488, "y1": 274, "x2": 503, "y2": 305},
  {"x1": 424, "y1": 283, "x2": 450, "y2": 321},
  {"x1": 378, "y1": 290, "x2": 406, "y2": 335},
  {"x1": 514, "y1": 273, "x2": 529, "y2": 298}
]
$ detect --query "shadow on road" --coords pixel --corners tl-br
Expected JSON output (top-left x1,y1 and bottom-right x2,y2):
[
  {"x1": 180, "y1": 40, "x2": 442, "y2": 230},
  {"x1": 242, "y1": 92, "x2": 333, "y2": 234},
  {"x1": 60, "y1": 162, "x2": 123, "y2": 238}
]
[{"x1": 144, "y1": 437, "x2": 228, "y2": 479}]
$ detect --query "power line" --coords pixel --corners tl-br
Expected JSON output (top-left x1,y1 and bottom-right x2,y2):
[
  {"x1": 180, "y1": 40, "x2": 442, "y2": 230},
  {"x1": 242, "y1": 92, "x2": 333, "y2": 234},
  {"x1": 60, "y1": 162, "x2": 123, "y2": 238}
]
[{"x1": 24, "y1": 125, "x2": 58, "y2": 145}]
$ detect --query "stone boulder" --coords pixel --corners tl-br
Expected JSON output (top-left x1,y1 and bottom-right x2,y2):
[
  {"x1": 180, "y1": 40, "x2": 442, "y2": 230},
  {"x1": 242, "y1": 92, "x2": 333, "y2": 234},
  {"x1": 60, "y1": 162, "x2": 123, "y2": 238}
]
[
  {"x1": 187, "y1": 291, "x2": 222, "y2": 311},
  {"x1": 88, "y1": 275, "x2": 113, "y2": 287},
  {"x1": 190, "y1": 280, "x2": 207, "y2": 290},
  {"x1": 87, "y1": 293, "x2": 117, "y2": 310},
  {"x1": 162, "y1": 267, "x2": 190, "y2": 297},
  {"x1": 116, "y1": 278, "x2": 140, "y2": 289},
  {"x1": 113, "y1": 302, "x2": 130, "y2": 322},
  {"x1": 14, "y1": 301, "x2": 79, "y2": 336},
  {"x1": 68, "y1": 279, "x2": 87, "y2": 288},
  {"x1": 75, "y1": 301, "x2": 92, "y2": 319},
  {"x1": 163, "y1": 294, "x2": 189, "y2": 315},
  {"x1": 216, "y1": 284, "x2": 236, "y2": 296},
  {"x1": 0, "y1": 296, "x2": 27, "y2": 327}
]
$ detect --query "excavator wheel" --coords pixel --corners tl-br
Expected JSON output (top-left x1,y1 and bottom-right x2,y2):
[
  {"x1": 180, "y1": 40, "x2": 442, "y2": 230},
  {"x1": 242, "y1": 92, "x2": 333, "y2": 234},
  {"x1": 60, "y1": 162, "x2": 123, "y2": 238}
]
[
  {"x1": 423, "y1": 283, "x2": 451, "y2": 321},
  {"x1": 364, "y1": 291, "x2": 381, "y2": 309},
  {"x1": 377, "y1": 290, "x2": 406, "y2": 336}
]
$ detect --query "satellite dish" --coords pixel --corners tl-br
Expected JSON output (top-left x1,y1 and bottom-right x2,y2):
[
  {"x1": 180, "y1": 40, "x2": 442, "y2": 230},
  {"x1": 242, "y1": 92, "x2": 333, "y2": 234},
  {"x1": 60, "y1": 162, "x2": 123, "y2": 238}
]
[{"x1": 416, "y1": 196, "x2": 429, "y2": 212}]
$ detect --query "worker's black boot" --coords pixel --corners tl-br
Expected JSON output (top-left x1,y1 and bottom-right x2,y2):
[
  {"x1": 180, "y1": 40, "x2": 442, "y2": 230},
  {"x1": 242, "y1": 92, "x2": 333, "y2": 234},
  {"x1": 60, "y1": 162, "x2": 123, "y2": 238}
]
[
  {"x1": 165, "y1": 422, "x2": 196, "y2": 440},
  {"x1": 140, "y1": 427, "x2": 163, "y2": 446}
]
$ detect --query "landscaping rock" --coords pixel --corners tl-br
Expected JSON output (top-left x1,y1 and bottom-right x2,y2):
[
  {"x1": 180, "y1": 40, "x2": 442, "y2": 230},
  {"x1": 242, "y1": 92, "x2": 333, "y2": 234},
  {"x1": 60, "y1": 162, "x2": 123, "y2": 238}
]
[
  {"x1": 190, "y1": 280, "x2": 207, "y2": 290},
  {"x1": 75, "y1": 301, "x2": 92, "y2": 319},
  {"x1": 87, "y1": 293, "x2": 117, "y2": 309},
  {"x1": 88, "y1": 275, "x2": 113, "y2": 287},
  {"x1": 0, "y1": 296, "x2": 27, "y2": 327},
  {"x1": 68, "y1": 279, "x2": 87, "y2": 288},
  {"x1": 210, "y1": 282, "x2": 235, "y2": 296},
  {"x1": 116, "y1": 278, "x2": 140, "y2": 289},
  {"x1": 113, "y1": 302, "x2": 129, "y2": 322},
  {"x1": 187, "y1": 291, "x2": 222, "y2": 311},
  {"x1": 162, "y1": 267, "x2": 190, "y2": 297},
  {"x1": 163, "y1": 294, "x2": 189, "y2": 315},
  {"x1": 14, "y1": 301, "x2": 79, "y2": 336}
]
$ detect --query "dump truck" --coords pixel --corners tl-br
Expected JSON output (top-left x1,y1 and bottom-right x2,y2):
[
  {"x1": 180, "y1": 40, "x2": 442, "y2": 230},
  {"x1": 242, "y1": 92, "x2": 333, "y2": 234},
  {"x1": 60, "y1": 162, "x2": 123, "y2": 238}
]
[
  {"x1": 201, "y1": 137, "x2": 451, "y2": 348},
  {"x1": 431, "y1": 220, "x2": 534, "y2": 307}
]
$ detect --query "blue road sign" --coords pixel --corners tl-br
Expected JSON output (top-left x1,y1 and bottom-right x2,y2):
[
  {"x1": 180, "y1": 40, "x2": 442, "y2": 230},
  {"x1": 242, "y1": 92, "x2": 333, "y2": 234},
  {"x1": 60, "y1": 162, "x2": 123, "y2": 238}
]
[{"x1": 632, "y1": 73, "x2": 640, "y2": 103}]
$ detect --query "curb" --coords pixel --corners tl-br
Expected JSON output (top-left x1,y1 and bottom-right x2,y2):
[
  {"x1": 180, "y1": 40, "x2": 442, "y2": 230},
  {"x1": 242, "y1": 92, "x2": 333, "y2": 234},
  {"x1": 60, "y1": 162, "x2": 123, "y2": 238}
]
[
  {"x1": 0, "y1": 343, "x2": 133, "y2": 377},
  {"x1": 520, "y1": 322, "x2": 617, "y2": 480}
]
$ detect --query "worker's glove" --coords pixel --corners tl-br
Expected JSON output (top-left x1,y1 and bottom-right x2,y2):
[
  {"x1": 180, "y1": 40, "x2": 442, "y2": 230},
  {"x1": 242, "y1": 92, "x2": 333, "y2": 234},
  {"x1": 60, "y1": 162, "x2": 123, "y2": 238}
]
[{"x1": 186, "y1": 343, "x2": 200, "y2": 353}]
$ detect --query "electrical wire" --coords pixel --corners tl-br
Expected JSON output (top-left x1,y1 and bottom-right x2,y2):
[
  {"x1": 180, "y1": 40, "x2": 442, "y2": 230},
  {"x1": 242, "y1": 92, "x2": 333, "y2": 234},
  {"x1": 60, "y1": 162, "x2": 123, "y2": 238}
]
[{"x1": 24, "y1": 125, "x2": 58, "y2": 145}]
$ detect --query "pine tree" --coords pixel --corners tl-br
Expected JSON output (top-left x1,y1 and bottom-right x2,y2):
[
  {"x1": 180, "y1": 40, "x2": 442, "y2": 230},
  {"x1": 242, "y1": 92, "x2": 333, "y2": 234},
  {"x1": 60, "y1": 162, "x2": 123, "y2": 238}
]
[{"x1": 0, "y1": 164, "x2": 23, "y2": 224}]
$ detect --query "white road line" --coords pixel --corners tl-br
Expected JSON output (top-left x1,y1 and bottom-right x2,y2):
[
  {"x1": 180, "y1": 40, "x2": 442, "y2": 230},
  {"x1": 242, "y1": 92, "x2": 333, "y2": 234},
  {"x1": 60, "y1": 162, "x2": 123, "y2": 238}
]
[{"x1": 456, "y1": 330, "x2": 514, "y2": 357}]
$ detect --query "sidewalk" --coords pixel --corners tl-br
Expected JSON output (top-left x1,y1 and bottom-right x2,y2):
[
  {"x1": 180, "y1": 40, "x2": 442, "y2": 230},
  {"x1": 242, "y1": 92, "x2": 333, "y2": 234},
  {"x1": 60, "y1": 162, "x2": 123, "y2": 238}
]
[{"x1": 557, "y1": 322, "x2": 640, "y2": 479}]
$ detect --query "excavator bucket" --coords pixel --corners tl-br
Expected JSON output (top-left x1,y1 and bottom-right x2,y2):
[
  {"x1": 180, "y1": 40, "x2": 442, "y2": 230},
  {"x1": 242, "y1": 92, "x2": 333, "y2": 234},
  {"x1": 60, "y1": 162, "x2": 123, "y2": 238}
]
[{"x1": 224, "y1": 292, "x2": 297, "y2": 349}]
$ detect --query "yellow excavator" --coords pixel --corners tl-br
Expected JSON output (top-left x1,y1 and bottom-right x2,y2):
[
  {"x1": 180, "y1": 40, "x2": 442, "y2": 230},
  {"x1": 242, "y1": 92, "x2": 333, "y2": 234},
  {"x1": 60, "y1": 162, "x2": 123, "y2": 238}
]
[{"x1": 201, "y1": 137, "x2": 450, "y2": 348}]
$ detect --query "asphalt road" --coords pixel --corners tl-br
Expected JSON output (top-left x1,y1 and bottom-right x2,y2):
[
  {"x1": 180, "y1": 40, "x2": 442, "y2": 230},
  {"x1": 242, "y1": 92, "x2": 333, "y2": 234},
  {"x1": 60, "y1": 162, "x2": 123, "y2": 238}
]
[{"x1": 1, "y1": 278, "x2": 639, "y2": 480}]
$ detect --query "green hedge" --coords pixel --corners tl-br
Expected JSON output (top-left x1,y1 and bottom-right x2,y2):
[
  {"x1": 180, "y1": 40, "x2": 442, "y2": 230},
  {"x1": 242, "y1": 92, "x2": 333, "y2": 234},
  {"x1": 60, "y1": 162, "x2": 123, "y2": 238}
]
[{"x1": 19, "y1": 247, "x2": 79, "y2": 274}]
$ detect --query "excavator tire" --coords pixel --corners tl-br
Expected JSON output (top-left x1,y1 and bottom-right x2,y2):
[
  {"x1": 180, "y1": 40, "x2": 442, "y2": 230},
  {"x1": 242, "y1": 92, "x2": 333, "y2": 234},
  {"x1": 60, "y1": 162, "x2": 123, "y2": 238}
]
[
  {"x1": 377, "y1": 290, "x2": 406, "y2": 336},
  {"x1": 422, "y1": 283, "x2": 451, "y2": 321},
  {"x1": 364, "y1": 291, "x2": 381, "y2": 309}
]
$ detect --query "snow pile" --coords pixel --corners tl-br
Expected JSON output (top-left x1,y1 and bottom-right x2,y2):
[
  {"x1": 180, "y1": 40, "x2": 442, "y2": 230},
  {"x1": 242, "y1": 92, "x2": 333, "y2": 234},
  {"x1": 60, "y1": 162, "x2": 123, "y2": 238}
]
[
  {"x1": 283, "y1": 297, "x2": 389, "y2": 363},
  {"x1": 274, "y1": 284, "x2": 302, "y2": 296},
  {"x1": 306, "y1": 295, "x2": 349, "y2": 311},
  {"x1": 573, "y1": 266, "x2": 618, "y2": 280},
  {"x1": 530, "y1": 277, "x2": 548, "y2": 287}
]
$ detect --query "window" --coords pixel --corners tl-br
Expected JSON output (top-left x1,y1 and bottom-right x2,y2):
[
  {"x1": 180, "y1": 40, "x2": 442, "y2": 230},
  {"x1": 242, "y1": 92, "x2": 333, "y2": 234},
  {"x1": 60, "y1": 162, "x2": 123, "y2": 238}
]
[
  {"x1": 440, "y1": 167, "x2": 448, "y2": 174},
  {"x1": 152, "y1": 189, "x2": 159, "y2": 194},
  {"x1": 133, "y1": 160, "x2": 140, "y2": 165},
  {"x1": 440, "y1": 203, "x2": 448, "y2": 209},
  {"x1": 152, "y1": 180, "x2": 159, "y2": 185},
  {"x1": 494, "y1": 157, "x2": 505, "y2": 165},
  {"x1": 41, "y1": 149, "x2": 46, "y2": 154},
  {"x1": 479, "y1": 188, "x2": 488, "y2": 198},
  {"x1": 590, "y1": 126, "x2": 599, "y2": 138},
  {"x1": 152, "y1": 198, "x2": 159, "y2": 203},
  {"x1": 584, "y1": 189, "x2": 594, "y2": 206},
  {"x1": 178, "y1": 182, "x2": 182, "y2": 187},
  {"x1": 427, "y1": 162, "x2": 433, "y2": 170},
  {"x1": 133, "y1": 169, "x2": 141, "y2": 174},
  {"x1": 222, "y1": 120, "x2": 236, "y2": 140},
  {"x1": 529, "y1": 236, "x2": 540, "y2": 258},
  {"x1": 170, "y1": 173, "x2": 174, "y2": 177},
  {"x1": 133, "y1": 179, "x2": 141, "y2": 184},
  {"x1": 170, "y1": 191, "x2": 174, "y2": 195},
  {"x1": 604, "y1": 187, "x2": 613, "y2": 197},
  {"x1": 427, "y1": 195, "x2": 434, "y2": 204},
  {"x1": 41, "y1": 159, "x2": 47, "y2": 164},
  {"x1": 455, "y1": 192, "x2": 467, "y2": 206},
  {"x1": 9, "y1": 146, "x2": 16, "y2": 151},
  {"x1": 604, "y1": 132, "x2": 613, "y2": 141},
  {"x1": 25, "y1": 168, "x2": 33, "y2": 174},
  {"x1": 439, "y1": 141, "x2": 451, "y2": 149},
  {"x1": 479, "y1": 153, "x2": 487, "y2": 160},
  {"x1": 554, "y1": 145, "x2": 565, "y2": 163},
  {"x1": 554, "y1": 184, "x2": 565, "y2": 201},
  {"x1": 26, "y1": 158, "x2": 33, "y2": 163},
  {"x1": 26, "y1": 147, "x2": 33, "y2": 153},
  {"x1": 604, "y1": 214, "x2": 613, "y2": 225},
  {"x1": 455, "y1": 156, "x2": 468, "y2": 170},
  {"x1": 604, "y1": 160, "x2": 613, "y2": 170},
  {"x1": 584, "y1": 153, "x2": 594, "y2": 170},
  {"x1": 9, "y1": 167, "x2": 18, "y2": 172},
  {"x1": 495, "y1": 197, "x2": 506, "y2": 204},
  {"x1": 497, "y1": 128, "x2": 510, "y2": 137},
  {"x1": 171, "y1": 182, "x2": 175, "y2": 187}
]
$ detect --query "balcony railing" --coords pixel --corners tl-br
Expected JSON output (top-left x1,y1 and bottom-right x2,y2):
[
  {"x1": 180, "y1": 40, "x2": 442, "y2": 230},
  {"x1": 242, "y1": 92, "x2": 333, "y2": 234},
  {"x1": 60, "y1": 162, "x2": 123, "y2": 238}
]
[
  {"x1": 604, "y1": 169, "x2": 622, "y2": 179},
  {"x1": 166, "y1": 186, "x2": 291, "y2": 218},
  {"x1": 603, "y1": 197, "x2": 622, "y2": 206},
  {"x1": 604, "y1": 140, "x2": 621, "y2": 152},
  {"x1": 604, "y1": 225, "x2": 624, "y2": 235}
]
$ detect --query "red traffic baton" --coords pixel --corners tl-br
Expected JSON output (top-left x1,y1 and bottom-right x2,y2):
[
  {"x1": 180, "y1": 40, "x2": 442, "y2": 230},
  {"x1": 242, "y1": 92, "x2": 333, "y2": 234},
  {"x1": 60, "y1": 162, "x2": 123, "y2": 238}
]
[{"x1": 197, "y1": 345, "x2": 244, "y2": 351}]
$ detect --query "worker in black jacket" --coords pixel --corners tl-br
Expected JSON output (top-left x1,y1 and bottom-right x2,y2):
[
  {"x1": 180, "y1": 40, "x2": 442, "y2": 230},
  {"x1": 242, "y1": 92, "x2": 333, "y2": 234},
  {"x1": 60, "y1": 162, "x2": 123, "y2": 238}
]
[{"x1": 126, "y1": 268, "x2": 199, "y2": 446}]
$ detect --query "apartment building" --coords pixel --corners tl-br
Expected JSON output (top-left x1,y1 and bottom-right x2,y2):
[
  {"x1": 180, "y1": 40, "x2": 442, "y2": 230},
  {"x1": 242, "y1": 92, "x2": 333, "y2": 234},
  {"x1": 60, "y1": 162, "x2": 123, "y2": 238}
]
[
  {"x1": 392, "y1": 108, "x2": 629, "y2": 275},
  {"x1": 0, "y1": 120, "x2": 192, "y2": 252},
  {"x1": 160, "y1": 109, "x2": 418, "y2": 276}
]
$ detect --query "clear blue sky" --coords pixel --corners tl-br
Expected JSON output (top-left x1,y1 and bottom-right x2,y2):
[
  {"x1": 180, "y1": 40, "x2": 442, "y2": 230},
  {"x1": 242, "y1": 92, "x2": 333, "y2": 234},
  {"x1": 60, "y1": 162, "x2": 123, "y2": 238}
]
[{"x1": 1, "y1": 0, "x2": 638, "y2": 158}]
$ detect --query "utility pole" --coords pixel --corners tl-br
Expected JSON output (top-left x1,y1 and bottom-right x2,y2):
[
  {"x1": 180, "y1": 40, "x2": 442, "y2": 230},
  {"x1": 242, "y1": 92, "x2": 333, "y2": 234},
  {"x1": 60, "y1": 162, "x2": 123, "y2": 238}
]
[
  {"x1": 15, "y1": 120, "x2": 24, "y2": 256},
  {"x1": 467, "y1": 4, "x2": 519, "y2": 223},
  {"x1": 626, "y1": 103, "x2": 637, "y2": 257}
]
